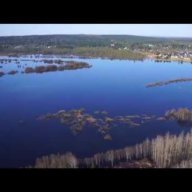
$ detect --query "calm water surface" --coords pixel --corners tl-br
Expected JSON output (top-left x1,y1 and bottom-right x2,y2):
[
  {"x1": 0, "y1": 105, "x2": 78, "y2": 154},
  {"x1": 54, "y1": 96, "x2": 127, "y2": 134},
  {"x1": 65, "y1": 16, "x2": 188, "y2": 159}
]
[{"x1": 0, "y1": 56, "x2": 192, "y2": 167}]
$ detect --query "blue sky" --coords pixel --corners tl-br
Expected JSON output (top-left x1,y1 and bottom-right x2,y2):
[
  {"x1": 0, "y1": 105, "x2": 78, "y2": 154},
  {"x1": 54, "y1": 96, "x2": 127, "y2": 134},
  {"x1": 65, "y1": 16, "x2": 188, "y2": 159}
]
[{"x1": 0, "y1": 24, "x2": 192, "y2": 37}]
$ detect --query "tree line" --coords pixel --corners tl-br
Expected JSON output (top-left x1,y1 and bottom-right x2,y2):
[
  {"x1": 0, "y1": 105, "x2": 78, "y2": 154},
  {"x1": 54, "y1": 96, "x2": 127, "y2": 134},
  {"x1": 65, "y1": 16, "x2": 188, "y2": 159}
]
[{"x1": 29, "y1": 130, "x2": 192, "y2": 168}]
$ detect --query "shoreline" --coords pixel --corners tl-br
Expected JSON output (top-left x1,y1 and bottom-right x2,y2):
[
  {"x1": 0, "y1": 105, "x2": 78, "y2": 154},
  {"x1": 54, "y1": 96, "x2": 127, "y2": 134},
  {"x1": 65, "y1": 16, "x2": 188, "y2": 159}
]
[
  {"x1": 145, "y1": 53, "x2": 192, "y2": 64},
  {"x1": 0, "y1": 52, "x2": 191, "y2": 64},
  {"x1": 0, "y1": 53, "x2": 144, "y2": 61}
]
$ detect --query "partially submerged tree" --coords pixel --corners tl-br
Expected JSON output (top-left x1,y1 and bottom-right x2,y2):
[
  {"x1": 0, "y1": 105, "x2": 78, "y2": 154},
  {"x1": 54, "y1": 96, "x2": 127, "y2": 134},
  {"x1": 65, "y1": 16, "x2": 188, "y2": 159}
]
[
  {"x1": 34, "y1": 152, "x2": 78, "y2": 168},
  {"x1": 30, "y1": 130, "x2": 192, "y2": 168}
]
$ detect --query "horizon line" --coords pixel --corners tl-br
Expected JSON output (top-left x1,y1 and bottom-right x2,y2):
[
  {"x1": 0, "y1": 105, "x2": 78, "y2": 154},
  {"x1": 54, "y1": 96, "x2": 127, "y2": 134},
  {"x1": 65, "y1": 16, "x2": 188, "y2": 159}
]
[{"x1": 0, "y1": 34, "x2": 192, "y2": 38}]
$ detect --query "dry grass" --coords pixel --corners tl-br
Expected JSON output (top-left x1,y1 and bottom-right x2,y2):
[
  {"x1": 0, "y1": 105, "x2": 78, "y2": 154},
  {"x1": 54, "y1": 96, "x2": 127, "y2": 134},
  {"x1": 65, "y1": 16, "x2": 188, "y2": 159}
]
[
  {"x1": 33, "y1": 152, "x2": 78, "y2": 168},
  {"x1": 172, "y1": 159, "x2": 192, "y2": 168},
  {"x1": 30, "y1": 130, "x2": 192, "y2": 168}
]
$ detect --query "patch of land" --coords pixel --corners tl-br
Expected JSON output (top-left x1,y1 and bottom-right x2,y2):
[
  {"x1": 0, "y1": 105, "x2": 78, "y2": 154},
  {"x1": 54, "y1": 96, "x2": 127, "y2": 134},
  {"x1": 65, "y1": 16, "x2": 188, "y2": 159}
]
[
  {"x1": 165, "y1": 108, "x2": 192, "y2": 124},
  {"x1": 146, "y1": 78, "x2": 192, "y2": 88},
  {"x1": 25, "y1": 61, "x2": 91, "y2": 74},
  {"x1": 0, "y1": 60, "x2": 92, "y2": 77}
]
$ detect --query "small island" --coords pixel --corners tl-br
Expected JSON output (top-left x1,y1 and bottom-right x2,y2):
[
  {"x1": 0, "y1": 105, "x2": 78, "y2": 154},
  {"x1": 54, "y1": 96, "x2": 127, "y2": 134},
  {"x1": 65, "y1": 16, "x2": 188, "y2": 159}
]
[
  {"x1": 0, "y1": 60, "x2": 92, "y2": 77},
  {"x1": 146, "y1": 78, "x2": 192, "y2": 88},
  {"x1": 165, "y1": 108, "x2": 192, "y2": 122},
  {"x1": 25, "y1": 61, "x2": 91, "y2": 74}
]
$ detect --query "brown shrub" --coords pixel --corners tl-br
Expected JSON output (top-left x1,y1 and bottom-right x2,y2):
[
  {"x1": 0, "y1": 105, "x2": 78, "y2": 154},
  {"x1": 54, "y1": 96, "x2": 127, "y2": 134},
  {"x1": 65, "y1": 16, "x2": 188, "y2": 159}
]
[
  {"x1": 8, "y1": 70, "x2": 18, "y2": 75},
  {"x1": 0, "y1": 71, "x2": 5, "y2": 77},
  {"x1": 25, "y1": 67, "x2": 34, "y2": 73}
]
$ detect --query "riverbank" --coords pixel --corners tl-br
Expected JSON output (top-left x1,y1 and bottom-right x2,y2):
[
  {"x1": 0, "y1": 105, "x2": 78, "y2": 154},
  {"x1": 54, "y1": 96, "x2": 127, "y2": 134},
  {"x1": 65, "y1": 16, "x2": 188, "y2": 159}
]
[
  {"x1": 0, "y1": 47, "x2": 145, "y2": 60},
  {"x1": 146, "y1": 53, "x2": 192, "y2": 63},
  {"x1": 0, "y1": 51, "x2": 191, "y2": 64}
]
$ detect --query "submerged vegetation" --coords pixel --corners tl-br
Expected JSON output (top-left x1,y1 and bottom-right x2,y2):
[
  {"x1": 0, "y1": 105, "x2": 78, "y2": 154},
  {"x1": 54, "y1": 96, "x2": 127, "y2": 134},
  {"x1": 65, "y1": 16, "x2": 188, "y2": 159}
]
[
  {"x1": 7, "y1": 70, "x2": 18, "y2": 75},
  {"x1": 37, "y1": 108, "x2": 167, "y2": 140},
  {"x1": 42, "y1": 59, "x2": 65, "y2": 64},
  {"x1": 25, "y1": 61, "x2": 91, "y2": 74},
  {"x1": 146, "y1": 78, "x2": 192, "y2": 88},
  {"x1": 165, "y1": 108, "x2": 192, "y2": 126},
  {"x1": 37, "y1": 106, "x2": 192, "y2": 142},
  {"x1": 30, "y1": 131, "x2": 192, "y2": 168},
  {"x1": 0, "y1": 60, "x2": 91, "y2": 77},
  {"x1": 32, "y1": 108, "x2": 192, "y2": 168}
]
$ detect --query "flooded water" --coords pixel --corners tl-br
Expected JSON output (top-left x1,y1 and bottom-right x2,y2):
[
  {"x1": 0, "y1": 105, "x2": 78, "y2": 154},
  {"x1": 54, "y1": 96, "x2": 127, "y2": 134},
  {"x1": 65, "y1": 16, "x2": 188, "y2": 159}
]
[{"x1": 0, "y1": 55, "x2": 192, "y2": 167}]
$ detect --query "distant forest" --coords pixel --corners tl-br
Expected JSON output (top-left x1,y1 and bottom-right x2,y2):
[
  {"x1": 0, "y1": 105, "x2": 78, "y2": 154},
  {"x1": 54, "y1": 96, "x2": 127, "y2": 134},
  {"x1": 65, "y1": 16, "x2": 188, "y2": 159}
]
[{"x1": 0, "y1": 35, "x2": 192, "y2": 59}]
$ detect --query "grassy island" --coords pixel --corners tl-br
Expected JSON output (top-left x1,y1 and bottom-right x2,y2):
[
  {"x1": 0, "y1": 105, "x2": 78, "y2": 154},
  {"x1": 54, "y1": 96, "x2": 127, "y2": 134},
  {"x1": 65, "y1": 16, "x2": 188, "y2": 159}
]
[{"x1": 24, "y1": 61, "x2": 91, "y2": 74}]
